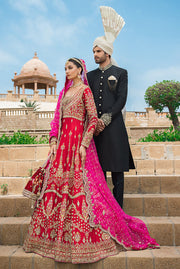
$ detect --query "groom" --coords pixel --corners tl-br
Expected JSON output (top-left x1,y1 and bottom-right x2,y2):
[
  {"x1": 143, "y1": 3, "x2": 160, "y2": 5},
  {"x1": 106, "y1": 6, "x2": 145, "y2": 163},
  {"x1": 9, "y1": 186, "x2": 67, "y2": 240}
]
[{"x1": 87, "y1": 6, "x2": 135, "y2": 208}]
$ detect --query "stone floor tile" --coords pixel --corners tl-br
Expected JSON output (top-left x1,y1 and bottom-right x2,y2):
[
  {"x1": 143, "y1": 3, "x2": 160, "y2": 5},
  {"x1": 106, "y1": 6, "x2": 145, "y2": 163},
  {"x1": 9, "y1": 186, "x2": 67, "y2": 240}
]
[
  {"x1": 140, "y1": 175, "x2": 161, "y2": 194},
  {"x1": 11, "y1": 247, "x2": 33, "y2": 269},
  {"x1": 0, "y1": 196, "x2": 16, "y2": 217},
  {"x1": 0, "y1": 177, "x2": 29, "y2": 195},
  {"x1": 0, "y1": 217, "x2": 26, "y2": 245},
  {"x1": 136, "y1": 160, "x2": 155, "y2": 175},
  {"x1": 126, "y1": 249, "x2": 153, "y2": 269},
  {"x1": 145, "y1": 217, "x2": 173, "y2": 246},
  {"x1": 34, "y1": 253, "x2": 55, "y2": 269},
  {"x1": 168, "y1": 195, "x2": 180, "y2": 216},
  {"x1": 123, "y1": 194, "x2": 143, "y2": 216},
  {"x1": 161, "y1": 176, "x2": 180, "y2": 194},
  {"x1": 144, "y1": 195, "x2": 167, "y2": 216},
  {"x1": 103, "y1": 251, "x2": 126, "y2": 269},
  {"x1": 21, "y1": 217, "x2": 31, "y2": 245},
  {"x1": 172, "y1": 217, "x2": 180, "y2": 246},
  {"x1": 155, "y1": 160, "x2": 174, "y2": 175},
  {"x1": 152, "y1": 246, "x2": 180, "y2": 269},
  {"x1": 80, "y1": 259, "x2": 103, "y2": 269},
  {"x1": 124, "y1": 176, "x2": 140, "y2": 194},
  {"x1": 56, "y1": 262, "x2": 80, "y2": 269},
  {"x1": 15, "y1": 196, "x2": 33, "y2": 217},
  {"x1": 0, "y1": 245, "x2": 18, "y2": 269}
]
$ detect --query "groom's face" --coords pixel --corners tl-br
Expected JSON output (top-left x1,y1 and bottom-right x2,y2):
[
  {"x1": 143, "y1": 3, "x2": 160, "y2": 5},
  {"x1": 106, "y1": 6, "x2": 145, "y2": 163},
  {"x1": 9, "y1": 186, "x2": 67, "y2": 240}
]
[{"x1": 93, "y1": 46, "x2": 107, "y2": 64}]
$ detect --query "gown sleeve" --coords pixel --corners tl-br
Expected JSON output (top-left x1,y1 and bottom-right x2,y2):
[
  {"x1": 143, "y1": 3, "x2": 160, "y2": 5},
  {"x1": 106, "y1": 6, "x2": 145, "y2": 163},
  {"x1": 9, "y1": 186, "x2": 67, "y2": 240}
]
[{"x1": 81, "y1": 87, "x2": 98, "y2": 148}]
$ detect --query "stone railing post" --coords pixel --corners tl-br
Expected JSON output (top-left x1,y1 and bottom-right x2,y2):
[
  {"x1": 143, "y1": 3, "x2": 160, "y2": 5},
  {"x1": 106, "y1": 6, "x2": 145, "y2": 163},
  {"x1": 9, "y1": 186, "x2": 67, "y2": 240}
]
[
  {"x1": 7, "y1": 90, "x2": 13, "y2": 101},
  {"x1": 146, "y1": 107, "x2": 157, "y2": 126},
  {"x1": 33, "y1": 90, "x2": 39, "y2": 101}
]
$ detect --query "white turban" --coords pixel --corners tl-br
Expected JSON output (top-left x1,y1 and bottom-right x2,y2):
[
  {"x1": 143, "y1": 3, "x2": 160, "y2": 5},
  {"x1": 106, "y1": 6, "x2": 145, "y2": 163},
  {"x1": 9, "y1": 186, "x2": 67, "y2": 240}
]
[
  {"x1": 93, "y1": 36, "x2": 113, "y2": 56},
  {"x1": 93, "y1": 6, "x2": 125, "y2": 55}
]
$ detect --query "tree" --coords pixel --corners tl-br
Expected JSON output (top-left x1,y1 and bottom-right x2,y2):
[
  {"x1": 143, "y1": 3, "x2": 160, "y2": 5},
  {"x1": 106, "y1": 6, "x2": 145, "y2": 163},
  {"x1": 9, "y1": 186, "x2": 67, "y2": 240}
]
[{"x1": 144, "y1": 80, "x2": 180, "y2": 130}]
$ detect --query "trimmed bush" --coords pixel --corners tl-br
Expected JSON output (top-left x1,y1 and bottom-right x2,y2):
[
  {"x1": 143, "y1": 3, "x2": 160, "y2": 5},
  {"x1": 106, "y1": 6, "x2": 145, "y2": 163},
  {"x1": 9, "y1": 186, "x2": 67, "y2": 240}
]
[
  {"x1": 138, "y1": 126, "x2": 180, "y2": 142},
  {"x1": 0, "y1": 131, "x2": 49, "y2": 144}
]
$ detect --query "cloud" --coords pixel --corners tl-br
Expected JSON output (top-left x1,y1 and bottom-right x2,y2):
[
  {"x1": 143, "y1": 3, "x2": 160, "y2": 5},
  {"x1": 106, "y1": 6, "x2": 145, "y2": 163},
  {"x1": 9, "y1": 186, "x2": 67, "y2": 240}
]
[
  {"x1": 51, "y1": 0, "x2": 68, "y2": 14},
  {"x1": 142, "y1": 66, "x2": 180, "y2": 85},
  {"x1": 9, "y1": 0, "x2": 47, "y2": 14},
  {"x1": 25, "y1": 16, "x2": 54, "y2": 46},
  {"x1": 8, "y1": 0, "x2": 87, "y2": 48},
  {"x1": 9, "y1": 0, "x2": 68, "y2": 15},
  {"x1": 0, "y1": 49, "x2": 19, "y2": 66}
]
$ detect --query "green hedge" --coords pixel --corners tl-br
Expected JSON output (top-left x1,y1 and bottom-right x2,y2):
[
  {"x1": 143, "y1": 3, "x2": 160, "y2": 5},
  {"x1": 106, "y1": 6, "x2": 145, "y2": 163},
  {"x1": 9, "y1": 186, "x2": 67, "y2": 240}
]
[
  {"x1": 138, "y1": 126, "x2": 180, "y2": 142},
  {"x1": 0, "y1": 131, "x2": 49, "y2": 144}
]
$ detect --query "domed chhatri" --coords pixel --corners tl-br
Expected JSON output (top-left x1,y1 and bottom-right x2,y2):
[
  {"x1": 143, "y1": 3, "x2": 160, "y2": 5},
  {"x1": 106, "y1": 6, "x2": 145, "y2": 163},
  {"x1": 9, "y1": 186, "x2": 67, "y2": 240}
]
[
  {"x1": 20, "y1": 52, "x2": 51, "y2": 76},
  {"x1": 12, "y1": 52, "x2": 58, "y2": 99}
]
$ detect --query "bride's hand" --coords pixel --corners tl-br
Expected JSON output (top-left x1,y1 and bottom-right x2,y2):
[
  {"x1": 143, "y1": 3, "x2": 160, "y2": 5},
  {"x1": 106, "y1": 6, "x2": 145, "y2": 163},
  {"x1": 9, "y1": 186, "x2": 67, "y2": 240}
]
[
  {"x1": 79, "y1": 145, "x2": 86, "y2": 168},
  {"x1": 49, "y1": 144, "x2": 57, "y2": 162}
]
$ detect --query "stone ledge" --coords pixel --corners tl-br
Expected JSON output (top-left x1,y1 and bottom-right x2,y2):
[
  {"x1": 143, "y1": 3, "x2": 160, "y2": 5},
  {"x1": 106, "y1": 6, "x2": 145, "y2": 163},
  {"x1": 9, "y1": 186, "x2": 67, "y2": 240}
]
[
  {"x1": 0, "y1": 160, "x2": 180, "y2": 177},
  {"x1": 1, "y1": 194, "x2": 180, "y2": 217},
  {"x1": 1, "y1": 175, "x2": 179, "y2": 195},
  {"x1": 0, "y1": 217, "x2": 180, "y2": 247},
  {"x1": 0, "y1": 246, "x2": 179, "y2": 269}
]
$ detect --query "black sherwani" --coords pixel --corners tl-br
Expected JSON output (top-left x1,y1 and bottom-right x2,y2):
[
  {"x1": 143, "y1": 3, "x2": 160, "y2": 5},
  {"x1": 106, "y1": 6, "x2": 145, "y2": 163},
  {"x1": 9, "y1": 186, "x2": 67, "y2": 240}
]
[{"x1": 87, "y1": 65, "x2": 135, "y2": 172}]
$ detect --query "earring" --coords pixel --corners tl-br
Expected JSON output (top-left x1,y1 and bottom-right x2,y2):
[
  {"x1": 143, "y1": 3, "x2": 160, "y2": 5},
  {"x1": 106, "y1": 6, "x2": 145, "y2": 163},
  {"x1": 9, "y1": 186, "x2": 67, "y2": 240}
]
[{"x1": 78, "y1": 73, "x2": 81, "y2": 79}]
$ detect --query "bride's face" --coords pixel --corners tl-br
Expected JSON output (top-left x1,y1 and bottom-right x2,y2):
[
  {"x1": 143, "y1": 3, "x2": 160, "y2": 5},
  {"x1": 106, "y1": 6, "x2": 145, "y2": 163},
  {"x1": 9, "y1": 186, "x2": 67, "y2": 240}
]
[{"x1": 65, "y1": 61, "x2": 81, "y2": 80}]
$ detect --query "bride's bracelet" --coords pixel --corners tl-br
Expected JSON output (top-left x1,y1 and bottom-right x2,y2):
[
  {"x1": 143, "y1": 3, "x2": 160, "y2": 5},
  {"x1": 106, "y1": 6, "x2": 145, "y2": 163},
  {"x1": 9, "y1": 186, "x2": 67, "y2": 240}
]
[
  {"x1": 50, "y1": 137, "x2": 57, "y2": 146},
  {"x1": 50, "y1": 141, "x2": 57, "y2": 146}
]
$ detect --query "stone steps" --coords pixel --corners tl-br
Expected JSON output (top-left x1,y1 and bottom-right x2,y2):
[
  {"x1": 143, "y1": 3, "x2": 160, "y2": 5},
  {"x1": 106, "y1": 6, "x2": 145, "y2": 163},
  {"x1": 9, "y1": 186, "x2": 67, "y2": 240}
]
[
  {"x1": 0, "y1": 216, "x2": 180, "y2": 247},
  {"x1": 1, "y1": 159, "x2": 180, "y2": 176},
  {"x1": 0, "y1": 172, "x2": 179, "y2": 268},
  {"x1": 1, "y1": 175, "x2": 180, "y2": 195},
  {"x1": 0, "y1": 245, "x2": 179, "y2": 269},
  {"x1": 0, "y1": 194, "x2": 180, "y2": 217}
]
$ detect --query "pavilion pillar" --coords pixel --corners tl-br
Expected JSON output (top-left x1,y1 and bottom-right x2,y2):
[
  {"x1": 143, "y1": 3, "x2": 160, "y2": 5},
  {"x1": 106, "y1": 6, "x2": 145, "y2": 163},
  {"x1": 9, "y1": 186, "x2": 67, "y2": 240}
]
[
  {"x1": 22, "y1": 84, "x2": 25, "y2": 95},
  {"x1": 54, "y1": 86, "x2": 57, "y2": 96},
  {"x1": 34, "y1": 82, "x2": 37, "y2": 92},
  {"x1": 14, "y1": 85, "x2": 16, "y2": 94},
  {"x1": 46, "y1": 84, "x2": 49, "y2": 95}
]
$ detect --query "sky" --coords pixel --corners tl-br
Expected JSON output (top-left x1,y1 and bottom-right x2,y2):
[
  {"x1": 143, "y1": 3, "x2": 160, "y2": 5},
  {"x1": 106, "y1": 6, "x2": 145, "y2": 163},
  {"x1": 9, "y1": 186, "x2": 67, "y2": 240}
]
[{"x1": 0, "y1": 0, "x2": 179, "y2": 111}]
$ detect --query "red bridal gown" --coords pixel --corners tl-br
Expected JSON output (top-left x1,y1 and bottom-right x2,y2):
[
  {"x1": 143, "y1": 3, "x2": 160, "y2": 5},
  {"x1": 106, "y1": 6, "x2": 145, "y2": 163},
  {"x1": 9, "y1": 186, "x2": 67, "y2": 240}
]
[{"x1": 23, "y1": 87, "x2": 119, "y2": 263}]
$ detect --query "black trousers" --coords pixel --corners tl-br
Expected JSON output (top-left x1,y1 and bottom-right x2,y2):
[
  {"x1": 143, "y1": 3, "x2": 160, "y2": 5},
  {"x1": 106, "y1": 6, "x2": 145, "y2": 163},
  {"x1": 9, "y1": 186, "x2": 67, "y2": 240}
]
[{"x1": 104, "y1": 171, "x2": 124, "y2": 209}]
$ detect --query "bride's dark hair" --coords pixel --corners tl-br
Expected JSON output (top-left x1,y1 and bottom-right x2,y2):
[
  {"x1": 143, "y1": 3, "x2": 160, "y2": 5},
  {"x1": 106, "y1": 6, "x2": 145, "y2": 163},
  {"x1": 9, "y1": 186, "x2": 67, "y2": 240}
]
[{"x1": 67, "y1": 58, "x2": 83, "y2": 74}]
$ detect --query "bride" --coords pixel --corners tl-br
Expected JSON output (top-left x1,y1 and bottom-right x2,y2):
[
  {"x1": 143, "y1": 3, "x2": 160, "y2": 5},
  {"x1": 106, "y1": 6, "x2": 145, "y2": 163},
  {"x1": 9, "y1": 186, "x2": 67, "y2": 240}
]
[{"x1": 23, "y1": 57, "x2": 159, "y2": 264}]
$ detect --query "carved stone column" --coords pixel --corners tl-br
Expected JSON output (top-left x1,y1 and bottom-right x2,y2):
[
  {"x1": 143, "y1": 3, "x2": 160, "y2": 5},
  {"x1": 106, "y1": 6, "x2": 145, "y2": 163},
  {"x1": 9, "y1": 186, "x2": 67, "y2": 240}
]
[
  {"x1": 22, "y1": 84, "x2": 25, "y2": 95},
  {"x1": 46, "y1": 84, "x2": 49, "y2": 96},
  {"x1": 34, "y1": 82, "x2": 37, "y2": 92}
]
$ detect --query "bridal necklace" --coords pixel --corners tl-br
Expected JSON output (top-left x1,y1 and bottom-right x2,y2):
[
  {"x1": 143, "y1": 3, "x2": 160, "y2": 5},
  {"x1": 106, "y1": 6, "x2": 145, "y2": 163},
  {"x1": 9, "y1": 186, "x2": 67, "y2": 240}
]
[{"x1": 72, "y1": 81, "x2": 83, "y2": 88}]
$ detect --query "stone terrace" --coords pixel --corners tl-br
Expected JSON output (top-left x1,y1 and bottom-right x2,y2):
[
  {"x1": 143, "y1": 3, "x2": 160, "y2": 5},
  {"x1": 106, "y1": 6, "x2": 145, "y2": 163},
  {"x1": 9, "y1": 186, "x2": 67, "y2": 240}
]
[{"x1": 0, "y1": 143, "x2": 180, "y2": 268}]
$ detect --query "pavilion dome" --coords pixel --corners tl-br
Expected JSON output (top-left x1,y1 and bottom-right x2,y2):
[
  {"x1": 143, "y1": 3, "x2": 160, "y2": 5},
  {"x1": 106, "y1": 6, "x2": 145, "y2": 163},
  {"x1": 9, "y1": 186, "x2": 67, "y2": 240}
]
[{"x1": 20, "y1": 52, "x2": 51, "y2": 76}]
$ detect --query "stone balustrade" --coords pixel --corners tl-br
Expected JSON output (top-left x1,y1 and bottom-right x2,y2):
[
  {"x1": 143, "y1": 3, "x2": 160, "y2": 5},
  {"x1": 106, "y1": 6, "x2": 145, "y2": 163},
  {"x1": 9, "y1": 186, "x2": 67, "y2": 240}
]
[{"x1": 0, "y1": 91, "x2": 58, "y2": 102}]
